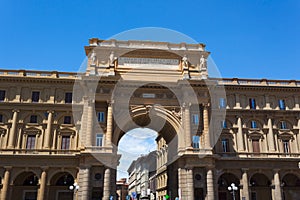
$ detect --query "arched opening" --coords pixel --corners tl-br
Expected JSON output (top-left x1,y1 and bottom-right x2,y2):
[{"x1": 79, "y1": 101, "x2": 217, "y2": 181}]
[
  {"x1": 114, "y1": 104, "x2": 181, "y2": 200},
  {"x1": 217, "y1": 173, "x2": 240, "y2": 200},
  {"x1": 117, "y1": 128, "x2": 157, "y2": 199},
  {"x1": 117, "y1": 128, "x2": 157, "y2": 179},
  {"x1": 282, "y1": 173, "x2": 300, "y2": 199},
  {"x1": 13, "y1": 171, "x2": 39, "y2": 200},
  {"x1": 49, "y1": 172, "x2": 74, "y2": 200},
  {"x1": 250, "y1": 173, "x2": 272, "y2": 200}
]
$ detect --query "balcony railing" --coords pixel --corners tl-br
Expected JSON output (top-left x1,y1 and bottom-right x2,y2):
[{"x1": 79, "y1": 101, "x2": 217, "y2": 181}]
[
  {"x1": 210, "y1": 78, "x2": 300, "y2": 87},
  {"x1": 216, "y1": 151, "x2": 300, "y2": 158},
  {"x1": 0, "y1": 148, "x2": 80, "y2": 155},
  {"x1": 0, "y1": 69, "x2": 82, "y2": 79}
]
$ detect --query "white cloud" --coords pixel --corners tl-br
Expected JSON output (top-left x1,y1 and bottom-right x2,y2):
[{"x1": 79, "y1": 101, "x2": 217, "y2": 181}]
[{"x1": 117, "y1": 128, "x2": 157, "y2": 180}]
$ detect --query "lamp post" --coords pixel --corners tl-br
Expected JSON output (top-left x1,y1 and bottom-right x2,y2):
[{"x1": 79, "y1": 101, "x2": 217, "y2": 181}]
[
  {"x1": 69, "y1": 182, "x2": 79, "y2": 200},
  {"x1": 227, "y1": 183, "x2": 238, "y2": 200}
]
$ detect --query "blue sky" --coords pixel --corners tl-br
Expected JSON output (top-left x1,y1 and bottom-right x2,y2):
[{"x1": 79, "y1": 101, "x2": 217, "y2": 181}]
[{"x1": 0, "y1": 0, "x2": 299, "y2": 79}]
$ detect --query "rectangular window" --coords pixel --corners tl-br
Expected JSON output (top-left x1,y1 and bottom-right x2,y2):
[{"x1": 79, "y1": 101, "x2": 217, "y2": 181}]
[
  {"x1": 142, "y1": 93, "x2": 155, "y2": 98},
  {"x1": 252, "y1": 139, "x2": 260, "y2": 153},
  {"x1": 221, "y1": 138, "x2": 229, "y2": 152},
  {"x1": 249, "y1": 98, "x2": 256, "y2": 109},
  {"x1": 96, "y1": 134, "x2": 103, "y2": 147},
  {"x1": 61, "y1": 136, "x2": 70, "y2": 150},
  {"x1": 98, "y1": 111, "x2": 105, "y2": 122},
  {"x1": 30, "y1": 115, "x2": 38, "y2": 123},
  {"x1": 0, "y1": 114, "x2": 2, "y2": 122},
  {"x1": 221, "y1": 120, "x2": 227, "y2": 128},
  {"x1": 32, "y1": 91, "x2": 40, "y2": 102},
  {"x1": 279, "y1": 99, "x2": 286, "y2": 110},
  {"x1": 192, "y1": 114, "x2": 199, "y2": 125},
  {"x1": 26, "y1": 135, "x2": 36, "y2": 149},
  {"x1": 0, "y1": 90, "x2": 5, "y2": 101},
  {"x1": 251, "y1": 121, "x2": 257, "y2": 129},
  {"x1": 219, "y1": 98, "x2": 226, "y2": 109},
  {"x1": 283, "y1": 140, "x2": 290, "y2": 153},
  {"x1": 192, "y1": 136, "x2": 200, "y2": 148},
  {"x1": 65, "y1": 92, "x2": 72, "y2": 103},
  {"x1": 280, "y1": 121, "x2": 287, "y2": 129},
  {"x1": 64, "y1": 116, "x2": 71, "y2": 124}
]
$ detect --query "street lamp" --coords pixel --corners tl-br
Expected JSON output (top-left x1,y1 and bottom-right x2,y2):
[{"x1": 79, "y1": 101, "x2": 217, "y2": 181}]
[
  {"x1": 227, "y1": 183, "x2": 238, "y2": 200},
  {"x1": 69, "y1": 182, "x2": 80, "y2": 191},
  {"x1": 69, "y1": 182, "x2": 79, "y2": 200}
]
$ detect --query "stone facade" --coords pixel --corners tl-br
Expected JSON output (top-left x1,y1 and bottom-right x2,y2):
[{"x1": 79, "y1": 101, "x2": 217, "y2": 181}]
[
  {"x1": 127, "y1": 152, "x2": 156, "y2": 199},
  {"x1": 0, "y1": 38, "x2": 299, "y2": 200}
]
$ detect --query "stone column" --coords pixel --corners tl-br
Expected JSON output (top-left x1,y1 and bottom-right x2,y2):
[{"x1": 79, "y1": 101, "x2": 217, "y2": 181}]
[
  {"x1": 44, "y1": 111, "x2": 53, "y2": 149},
  {"x1": 183, "y1": 103, "x2": 192, "y2": 148},
  {"x1": 178, "y1": 167, "x2": 188, "y2": 199},
  {"x1": 204, "y1": 104, "x2": 210, "y2": 149},
  {"x1": 206, "y1": 168, "x2": 215, "y2": 200},
  {"x1": 237, "y1": 116, "x2": 245, "y2": 151},
  {"x1": 297, "y1": 117, "x2": 300, "y2": 151},
  {"x1": 77, "y1": 167, "x2": 90, "y2": 200},
  {"x1": 273, "y1": 170, "x2": 282, "y2": 200},
  {"x1": 178, "y1": 168, "x2": 183, "y2": 199},
  {"x1": 7, "y1": 110, "x2": 18, "y2": 148},
  {"x1": 0, "y1": 167, "x2": 11, "y2": 200},
  {"x1": 105, "y1": 101, "x2": 113, "y2": 148},
  {"x1": 37, "y1": 169, "x2": 47, "y2": 200},
  {"x1": 86, "y1": 100, "x2": 94, "y2": 147},
  {"x1": 103, "y1": 168, "x2": 111, "y2": 199},
  {"x1": 186, "y1": 168, "x2": 194, "y2": 200},
  {"x1": 267, "y1": 117, "x2": 276, "y2": 152},
  {"x1": 110, "y1": 168, "x2": 117, "y2": 199},
  {"x1": 241, "y1": 169, "x2": 250, "y2": 200}
]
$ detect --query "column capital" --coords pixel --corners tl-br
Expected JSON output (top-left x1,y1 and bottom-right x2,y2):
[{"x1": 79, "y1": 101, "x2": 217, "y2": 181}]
[
  {"x1": 4, "y1": 166, "x2": 12, "y2": 170},
  {"x1": 206, "y1": 165, "x2": 215, "y2": 170},
  {"x1": 182, "y1": 102, "x2": 192, "y2": 108},
  {"x1": 203, "y1": 103, "x2": 210, "y2": 108},
  {"x1": 241, "y1": 168, "x2": 249, "y2": 172},
  {"x1": 107, "y1": 100, "x2": 114, "y2": 106},
  {"x1": 12, "y1": 109, "x2": 20, "y2": 113},
  {"x1": 47, "y1": 110, "x2": 54, "y2": 114},
  {"x1": 273, "y1": 168, "x2": 281, "y2": 173},
  {"x1": 266, "y1": 115, "x2": 273, "y2": 119},
  {"x1": 40, "y1": 166, "x2": 49, "y2": 171},
  {"x1": 236, "y1": 115, "x2": 242, "y2": 119}
]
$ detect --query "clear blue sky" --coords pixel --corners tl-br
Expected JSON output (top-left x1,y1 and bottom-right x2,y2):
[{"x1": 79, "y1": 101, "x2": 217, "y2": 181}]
[{"x1": 0, "y1": 0, "x2": 299, "y2": 79}]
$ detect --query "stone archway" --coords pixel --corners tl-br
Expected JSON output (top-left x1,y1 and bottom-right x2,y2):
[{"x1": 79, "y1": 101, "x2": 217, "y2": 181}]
[
  {"x1": 250, "y1": 173, "x2": 272, "y2": 200},
  {"x1": 113, "y1": 104, "x2": 182, "y2": 200},
  {"x1": 48, "y1": 172, "x2": 74, "y2": 200},
  {"x1": 282, "y1": 173, "x2": 300, "y2": 199},
  {"x1": 217, "y1": 173, "x2": 240, "y2": 200},
  {"x1": 12, "y1": 171, "x2": 39, "y2": 200}
]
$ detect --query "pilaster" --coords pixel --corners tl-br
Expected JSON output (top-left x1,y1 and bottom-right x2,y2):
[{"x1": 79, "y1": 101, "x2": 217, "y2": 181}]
[
  {"x1": 7, "y1": 110, "x2": 19, "y2": 148},
  {"x1": 0, "y1": 166, "x2": 12, "y2": 200}
]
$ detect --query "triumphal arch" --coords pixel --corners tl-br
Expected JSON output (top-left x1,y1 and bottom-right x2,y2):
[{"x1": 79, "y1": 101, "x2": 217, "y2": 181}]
[{"x1": 75, "y1": 38, "x2": 225, "y2": 200}]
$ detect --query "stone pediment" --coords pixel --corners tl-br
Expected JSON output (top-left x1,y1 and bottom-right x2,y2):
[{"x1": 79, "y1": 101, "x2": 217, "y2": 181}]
[
  {"x1": 23, "y1": 127, "x2": 41, "y2": 134},
  {"x1": 58, "y1": 127, "x2": 75, "y2": 135}
]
